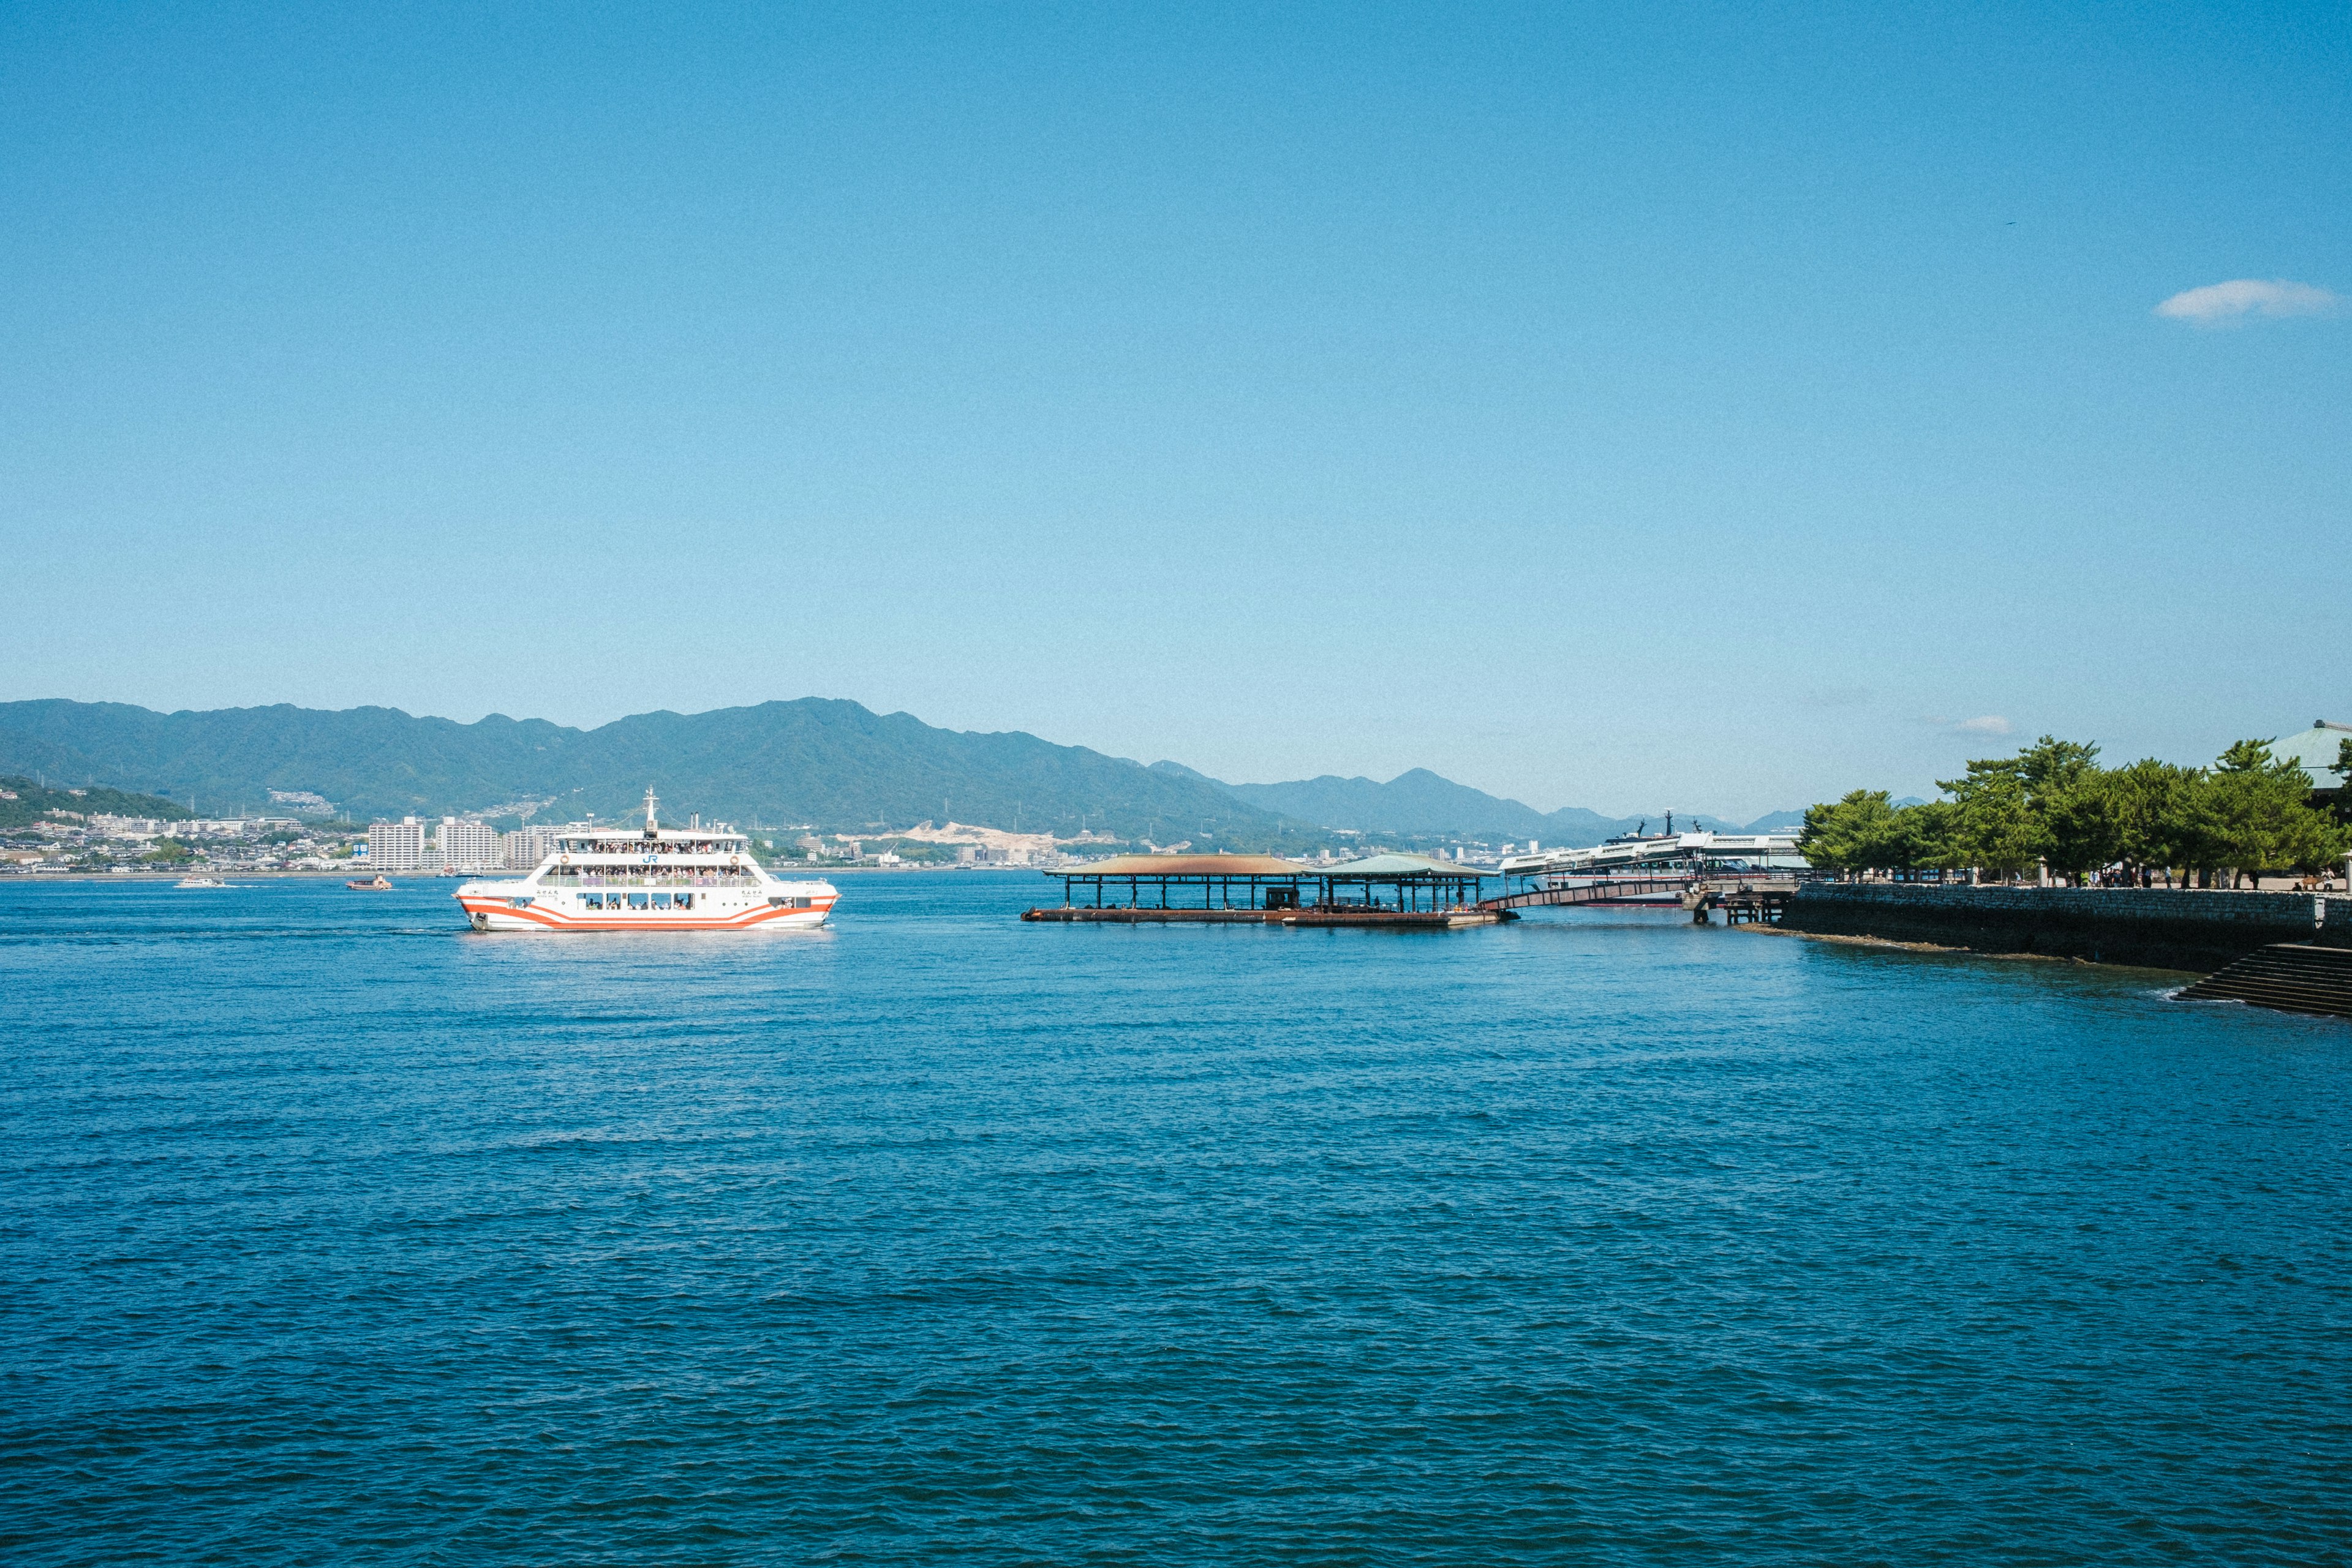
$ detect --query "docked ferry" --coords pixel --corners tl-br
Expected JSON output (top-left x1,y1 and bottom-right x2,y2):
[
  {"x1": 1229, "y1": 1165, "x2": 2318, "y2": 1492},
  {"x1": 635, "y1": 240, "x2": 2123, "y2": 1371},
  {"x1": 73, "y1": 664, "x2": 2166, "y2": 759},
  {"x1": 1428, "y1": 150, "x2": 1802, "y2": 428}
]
[
  {"x1": 453, "y1": 790, "x2": 836, "y2": 932},
  {"x1": 1498, "y1": 826, "x2": 1807, "y2": 904}
]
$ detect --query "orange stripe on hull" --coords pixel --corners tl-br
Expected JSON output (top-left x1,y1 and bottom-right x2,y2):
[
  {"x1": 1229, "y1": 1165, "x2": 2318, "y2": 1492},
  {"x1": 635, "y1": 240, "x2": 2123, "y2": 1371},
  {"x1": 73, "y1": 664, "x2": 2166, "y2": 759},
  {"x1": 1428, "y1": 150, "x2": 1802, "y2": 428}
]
[{"x1": 458, "y1": 897, "x2": 832, "y2": 932}]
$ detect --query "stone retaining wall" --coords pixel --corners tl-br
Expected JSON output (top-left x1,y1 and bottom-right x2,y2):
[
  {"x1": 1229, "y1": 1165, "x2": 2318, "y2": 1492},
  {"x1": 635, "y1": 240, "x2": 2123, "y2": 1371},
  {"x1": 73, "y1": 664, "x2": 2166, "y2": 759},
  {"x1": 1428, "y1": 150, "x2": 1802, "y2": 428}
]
[{"x1": 1780, "y1": 884, "x2": 2352, "y2": 973}]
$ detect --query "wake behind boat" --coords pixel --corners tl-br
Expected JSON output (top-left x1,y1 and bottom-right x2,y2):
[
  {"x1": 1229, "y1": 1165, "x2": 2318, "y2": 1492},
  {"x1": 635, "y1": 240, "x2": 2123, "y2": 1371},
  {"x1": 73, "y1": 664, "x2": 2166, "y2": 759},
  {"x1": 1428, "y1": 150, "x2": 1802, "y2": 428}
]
[{"x1": 453, "y1": 789, "x2": 835, "y2": 933}]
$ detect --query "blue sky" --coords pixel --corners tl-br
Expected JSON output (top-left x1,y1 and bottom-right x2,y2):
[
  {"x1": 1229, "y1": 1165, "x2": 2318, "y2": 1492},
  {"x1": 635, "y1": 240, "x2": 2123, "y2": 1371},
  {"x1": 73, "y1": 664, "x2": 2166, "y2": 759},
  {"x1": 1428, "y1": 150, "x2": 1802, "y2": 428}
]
[{"x1": 2, "y1": 1, "x2": 2345, "y2": 818}]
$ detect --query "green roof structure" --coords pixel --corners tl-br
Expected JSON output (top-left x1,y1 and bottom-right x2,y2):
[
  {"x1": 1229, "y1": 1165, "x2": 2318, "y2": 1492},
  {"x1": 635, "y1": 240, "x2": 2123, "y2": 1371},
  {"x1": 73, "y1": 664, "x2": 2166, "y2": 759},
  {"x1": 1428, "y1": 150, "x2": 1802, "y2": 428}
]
[
  {"x1": 2269, "y1": 721, "x2": 2352, "y2": 790},
  {"x1": 1320, "y1": 853, "x2": 1493, "y2": 878}
]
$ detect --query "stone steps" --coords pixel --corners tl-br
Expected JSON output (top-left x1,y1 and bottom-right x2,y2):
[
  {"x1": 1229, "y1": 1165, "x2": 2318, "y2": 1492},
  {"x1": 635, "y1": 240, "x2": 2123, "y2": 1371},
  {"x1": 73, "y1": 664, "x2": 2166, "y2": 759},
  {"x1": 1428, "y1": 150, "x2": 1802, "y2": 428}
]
[{"x1": 2178, "y1": 943, "x2": 2352, "y2": 1020}]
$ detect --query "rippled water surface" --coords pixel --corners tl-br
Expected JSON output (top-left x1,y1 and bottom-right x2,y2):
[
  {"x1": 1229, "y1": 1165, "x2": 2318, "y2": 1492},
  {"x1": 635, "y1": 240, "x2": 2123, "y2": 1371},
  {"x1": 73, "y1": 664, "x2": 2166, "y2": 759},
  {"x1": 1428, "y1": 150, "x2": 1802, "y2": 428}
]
[{"x1": 4, "y1": 873, "x2": 2349, "y2": 1564}]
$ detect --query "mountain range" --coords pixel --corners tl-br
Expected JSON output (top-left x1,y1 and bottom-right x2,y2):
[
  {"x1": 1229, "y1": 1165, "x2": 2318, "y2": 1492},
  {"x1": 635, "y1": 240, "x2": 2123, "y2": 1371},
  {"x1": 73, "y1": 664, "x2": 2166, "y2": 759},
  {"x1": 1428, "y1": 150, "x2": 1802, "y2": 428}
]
[
  {"x1": 0, "y1": 699, "x2": 1799, "y2": 848},
  {"x1": 1158, "y1": 762, "x2": 1800, "y2": 842}
]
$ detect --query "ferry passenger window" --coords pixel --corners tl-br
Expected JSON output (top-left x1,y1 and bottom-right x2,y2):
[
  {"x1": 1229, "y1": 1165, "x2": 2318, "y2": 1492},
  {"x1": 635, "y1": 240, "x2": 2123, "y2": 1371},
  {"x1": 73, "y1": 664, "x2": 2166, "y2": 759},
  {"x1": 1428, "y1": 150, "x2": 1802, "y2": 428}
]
[
  {"x1": 652, "y1": 894, "x2": 672, "y2": 909},
  {"x1": 628, "y1": 893, "x2": 649, "y2": 909},
  {"x1": 582, "y1": 893, "x2": 601, "y2": 909},
  {"x1": 676, "y1": 893, "x2": 693, "y2": 910}
]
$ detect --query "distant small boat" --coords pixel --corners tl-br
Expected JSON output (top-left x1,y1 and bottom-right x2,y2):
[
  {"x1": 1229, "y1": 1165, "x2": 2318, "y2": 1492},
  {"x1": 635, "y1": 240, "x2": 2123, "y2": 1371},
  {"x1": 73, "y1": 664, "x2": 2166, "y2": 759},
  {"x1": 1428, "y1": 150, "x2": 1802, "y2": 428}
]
[
  {"x1": 176, "y1": 876, "x2": 229, "y2": 889},
  {"x1": 347, "y1": 875, "x2": 393, "y2": 890}
]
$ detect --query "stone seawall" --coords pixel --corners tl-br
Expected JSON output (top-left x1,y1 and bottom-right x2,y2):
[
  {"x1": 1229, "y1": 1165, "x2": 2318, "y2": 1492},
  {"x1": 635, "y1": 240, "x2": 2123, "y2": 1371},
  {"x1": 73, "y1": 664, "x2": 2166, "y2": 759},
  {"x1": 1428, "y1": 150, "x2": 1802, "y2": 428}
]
[{"x1": 1779, "y1": 884, "x2": 2352, "y2": 973}]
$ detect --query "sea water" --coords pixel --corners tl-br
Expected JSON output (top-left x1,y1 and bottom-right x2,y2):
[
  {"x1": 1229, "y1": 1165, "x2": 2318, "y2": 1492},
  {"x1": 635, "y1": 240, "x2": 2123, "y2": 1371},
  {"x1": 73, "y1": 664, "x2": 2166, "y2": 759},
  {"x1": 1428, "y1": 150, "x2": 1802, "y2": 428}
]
[{"x1": 2, "y1": 873, "x2": 2346, "y2": 1564}]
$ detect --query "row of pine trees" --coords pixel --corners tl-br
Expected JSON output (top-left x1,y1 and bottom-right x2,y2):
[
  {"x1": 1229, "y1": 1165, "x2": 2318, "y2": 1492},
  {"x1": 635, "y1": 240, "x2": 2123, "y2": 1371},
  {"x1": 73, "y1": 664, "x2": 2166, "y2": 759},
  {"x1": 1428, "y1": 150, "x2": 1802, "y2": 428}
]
[{"x1": 1797, "y1": 736, "x2": 2351, "y2": 885}]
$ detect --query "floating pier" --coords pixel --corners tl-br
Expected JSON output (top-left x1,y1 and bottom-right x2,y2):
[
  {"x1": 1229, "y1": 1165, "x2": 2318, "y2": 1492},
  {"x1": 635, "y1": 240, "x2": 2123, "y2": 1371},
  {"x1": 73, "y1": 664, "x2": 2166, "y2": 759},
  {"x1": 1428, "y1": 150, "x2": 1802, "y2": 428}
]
[
  {"x1": 1023, "y1": 905, "x2": 1506, "y2": 928},
  {"x1": 1025, "y1": 853, "x2": 1506, "y2": 928}
]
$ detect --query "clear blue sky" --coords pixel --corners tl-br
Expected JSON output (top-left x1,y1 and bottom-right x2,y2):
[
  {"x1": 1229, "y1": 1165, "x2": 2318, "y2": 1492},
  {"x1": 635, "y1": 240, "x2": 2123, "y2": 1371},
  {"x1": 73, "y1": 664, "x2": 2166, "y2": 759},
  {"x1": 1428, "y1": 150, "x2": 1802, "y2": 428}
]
[{"x1": 2, "y1": 1, "x2": 2345, "y2": 819}]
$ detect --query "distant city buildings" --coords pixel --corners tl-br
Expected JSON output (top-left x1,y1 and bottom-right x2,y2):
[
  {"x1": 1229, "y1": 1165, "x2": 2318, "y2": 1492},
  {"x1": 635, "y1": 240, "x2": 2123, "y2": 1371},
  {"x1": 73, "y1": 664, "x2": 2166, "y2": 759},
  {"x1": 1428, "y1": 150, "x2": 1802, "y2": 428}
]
[
  {"x1": 438, "y1": 818, "x2": 500, "y2": 871},
  {"x1": 368, "y1": 818, "x2": 425, "y2": 870},
  {"x1": 500, "y1": 826, "x2": 559, "y2": 869},
  {"x1": 955, "y1": 842, "x2": 1057, "y2": 867},
  {"x1": 87, "y1": 816, "x2": 288, "y2": 840}
]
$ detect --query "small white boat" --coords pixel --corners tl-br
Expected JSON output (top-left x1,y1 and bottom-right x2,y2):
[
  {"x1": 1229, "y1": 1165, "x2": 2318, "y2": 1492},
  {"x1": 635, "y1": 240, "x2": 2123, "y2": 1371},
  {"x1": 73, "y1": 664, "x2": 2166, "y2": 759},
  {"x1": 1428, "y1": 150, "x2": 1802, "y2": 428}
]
[{"x1": 176, "y1": 876, "x2": 229, "y2": 889}]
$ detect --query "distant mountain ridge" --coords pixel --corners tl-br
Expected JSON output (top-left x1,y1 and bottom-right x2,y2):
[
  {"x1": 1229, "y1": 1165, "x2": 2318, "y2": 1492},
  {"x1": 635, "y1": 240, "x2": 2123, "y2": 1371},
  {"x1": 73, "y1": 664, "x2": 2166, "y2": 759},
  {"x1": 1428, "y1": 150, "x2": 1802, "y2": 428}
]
[
  {"x1": 0, "y1": 698, "x2": 1798, "y2": 850},
  {"x1": 0, "y1": 699, "x2": 1301, "y2": 846},
  {"x1": 1159, "y1": 762, "x2": 1796, "y2": 843}
]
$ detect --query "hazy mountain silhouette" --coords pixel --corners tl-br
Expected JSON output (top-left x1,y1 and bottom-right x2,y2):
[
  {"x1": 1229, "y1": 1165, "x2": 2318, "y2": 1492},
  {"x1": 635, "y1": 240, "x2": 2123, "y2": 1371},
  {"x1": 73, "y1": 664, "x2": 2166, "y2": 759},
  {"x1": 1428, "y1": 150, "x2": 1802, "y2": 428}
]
[
  {"x1": 0, "y1": 698, "x2": 1797, "y2": 848},
  {"x1": 1166, "y1": 763, "x2": 1793, "y2": 843},
  {"x1": 0, "y1": 699, "x2": 1298, "y2": 845}
]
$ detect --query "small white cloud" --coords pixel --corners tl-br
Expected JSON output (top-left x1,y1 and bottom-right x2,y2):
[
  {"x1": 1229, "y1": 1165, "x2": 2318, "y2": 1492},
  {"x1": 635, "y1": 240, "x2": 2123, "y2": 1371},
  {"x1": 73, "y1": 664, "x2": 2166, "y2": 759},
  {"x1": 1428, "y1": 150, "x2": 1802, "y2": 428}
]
[
  {"x1": 2155, "y1": 278, "x2": 2340, "y2": 326},
  {"x1": 1954, "y1": 715, "x2": 2012, "y2": 736}
]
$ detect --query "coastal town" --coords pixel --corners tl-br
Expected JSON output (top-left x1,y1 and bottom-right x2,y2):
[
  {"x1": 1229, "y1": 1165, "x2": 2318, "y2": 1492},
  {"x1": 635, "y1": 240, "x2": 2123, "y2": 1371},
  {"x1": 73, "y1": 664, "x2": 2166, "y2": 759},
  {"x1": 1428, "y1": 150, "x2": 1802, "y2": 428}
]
[
  {"x1": 9, "y1": 720, "x2": 2347, "y2": 886},
  {"x1": 0, "y1": 777, "x2": 1544, "y2": 878}
]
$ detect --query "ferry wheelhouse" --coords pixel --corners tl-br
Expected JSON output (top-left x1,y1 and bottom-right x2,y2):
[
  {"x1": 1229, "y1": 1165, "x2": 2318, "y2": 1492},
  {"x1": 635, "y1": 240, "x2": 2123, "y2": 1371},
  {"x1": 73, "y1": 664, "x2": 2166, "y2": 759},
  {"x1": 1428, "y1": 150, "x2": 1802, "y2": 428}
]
[{"x1": 453, "y1": 790, "x2": 836, "y2": 933}]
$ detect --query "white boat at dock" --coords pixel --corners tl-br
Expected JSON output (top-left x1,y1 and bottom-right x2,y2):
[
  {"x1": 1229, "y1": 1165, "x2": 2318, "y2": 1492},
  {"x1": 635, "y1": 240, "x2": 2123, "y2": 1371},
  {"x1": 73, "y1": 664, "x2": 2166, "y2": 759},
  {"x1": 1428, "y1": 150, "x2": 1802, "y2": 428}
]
[{"x1": 1499, "y1": 826, "x2": 1807, "y2": 904}]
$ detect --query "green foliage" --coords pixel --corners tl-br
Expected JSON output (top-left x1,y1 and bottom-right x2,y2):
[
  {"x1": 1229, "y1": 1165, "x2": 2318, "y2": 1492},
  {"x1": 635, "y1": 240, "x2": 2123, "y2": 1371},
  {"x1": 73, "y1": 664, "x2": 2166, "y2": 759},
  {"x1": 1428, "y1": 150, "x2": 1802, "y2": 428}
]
[
  {"x1": 2196, "y1": 740, "x2": 2343, "y2": 876},
  {"x1": 0, "y1": 774, "x2": 190, "y2": 831},
  {"x1": 1797, "y1": 791, "x2": 1894, "y2": 872},
  {"x1": 1798, "y1": 792, "x2": 1958, "y2": 872},
  {"x1": 2099, "y1": 758, "x2": 2196, "y2": 872},
  {"x1": 141, "y1": 838, "x2": 192, "y2": 863},
  {"x1": 2017, "y1": 737, "x2": 2118, "y2": 875},
  {"x1": 1896, "y1": 800, "x2": 1958, "y2": 870},
  {"x1": 1806, "y1": 735, "x2": 2349, "y2": 880},
  {"x1": 1939, "y1": 758, "x2": 2037, "y2": 875}
]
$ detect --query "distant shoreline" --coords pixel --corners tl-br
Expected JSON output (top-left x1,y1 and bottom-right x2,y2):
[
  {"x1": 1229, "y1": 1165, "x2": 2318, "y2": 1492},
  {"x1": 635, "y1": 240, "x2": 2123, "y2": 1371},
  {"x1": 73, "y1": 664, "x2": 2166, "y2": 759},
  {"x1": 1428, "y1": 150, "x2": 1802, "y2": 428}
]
[{"x1": 0, "y1": 862, "x2": 1034, "y2": 884}]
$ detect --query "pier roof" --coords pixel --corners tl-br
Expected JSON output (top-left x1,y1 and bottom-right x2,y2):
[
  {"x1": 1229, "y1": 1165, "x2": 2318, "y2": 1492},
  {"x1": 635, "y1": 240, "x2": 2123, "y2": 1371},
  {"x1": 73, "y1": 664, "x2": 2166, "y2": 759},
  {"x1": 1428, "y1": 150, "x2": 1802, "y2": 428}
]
[
  {"x1": 1063, "y1": 853, "x2": 1307, "y2": 878},
  {"x1": 2272, "y1": 720, "x2": 2352, "y2": 788},
  {"x1": 1321, "y1": 853, "x2": 1491, "y2": 879}
]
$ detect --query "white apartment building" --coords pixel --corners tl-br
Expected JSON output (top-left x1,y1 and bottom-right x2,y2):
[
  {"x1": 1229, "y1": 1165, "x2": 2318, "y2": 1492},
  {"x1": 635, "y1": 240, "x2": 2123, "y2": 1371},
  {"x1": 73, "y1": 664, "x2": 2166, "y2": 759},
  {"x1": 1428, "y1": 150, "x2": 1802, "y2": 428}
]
[
  {"x1": 439, "y1": 817, "x2": 501, "y2": 871},
  {"x1": 367, "y1": 817, "x2": 426, "y2": 871},
  {"x1": 499, "y1": 826, "x2": 559, "y2": 870}
]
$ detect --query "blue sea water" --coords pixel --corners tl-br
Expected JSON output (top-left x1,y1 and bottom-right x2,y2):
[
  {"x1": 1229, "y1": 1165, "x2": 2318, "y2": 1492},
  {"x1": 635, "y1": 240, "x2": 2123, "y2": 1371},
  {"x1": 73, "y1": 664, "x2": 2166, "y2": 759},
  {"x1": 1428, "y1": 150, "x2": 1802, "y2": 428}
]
[{"x1": 2, "y1": 872, "x2": 2348, "y2": 1565}]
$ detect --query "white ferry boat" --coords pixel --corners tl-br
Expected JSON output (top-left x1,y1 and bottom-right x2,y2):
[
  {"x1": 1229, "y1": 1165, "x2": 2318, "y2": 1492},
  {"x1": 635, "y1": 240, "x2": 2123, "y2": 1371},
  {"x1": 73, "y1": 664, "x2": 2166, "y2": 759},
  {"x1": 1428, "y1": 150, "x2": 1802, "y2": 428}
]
[
  {"x1": 453, "y1": 790, "x2": 836, "y2": 933},
  {"x1": 1498, "y1": 824, "x2": 1807, "y2": 903}
]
